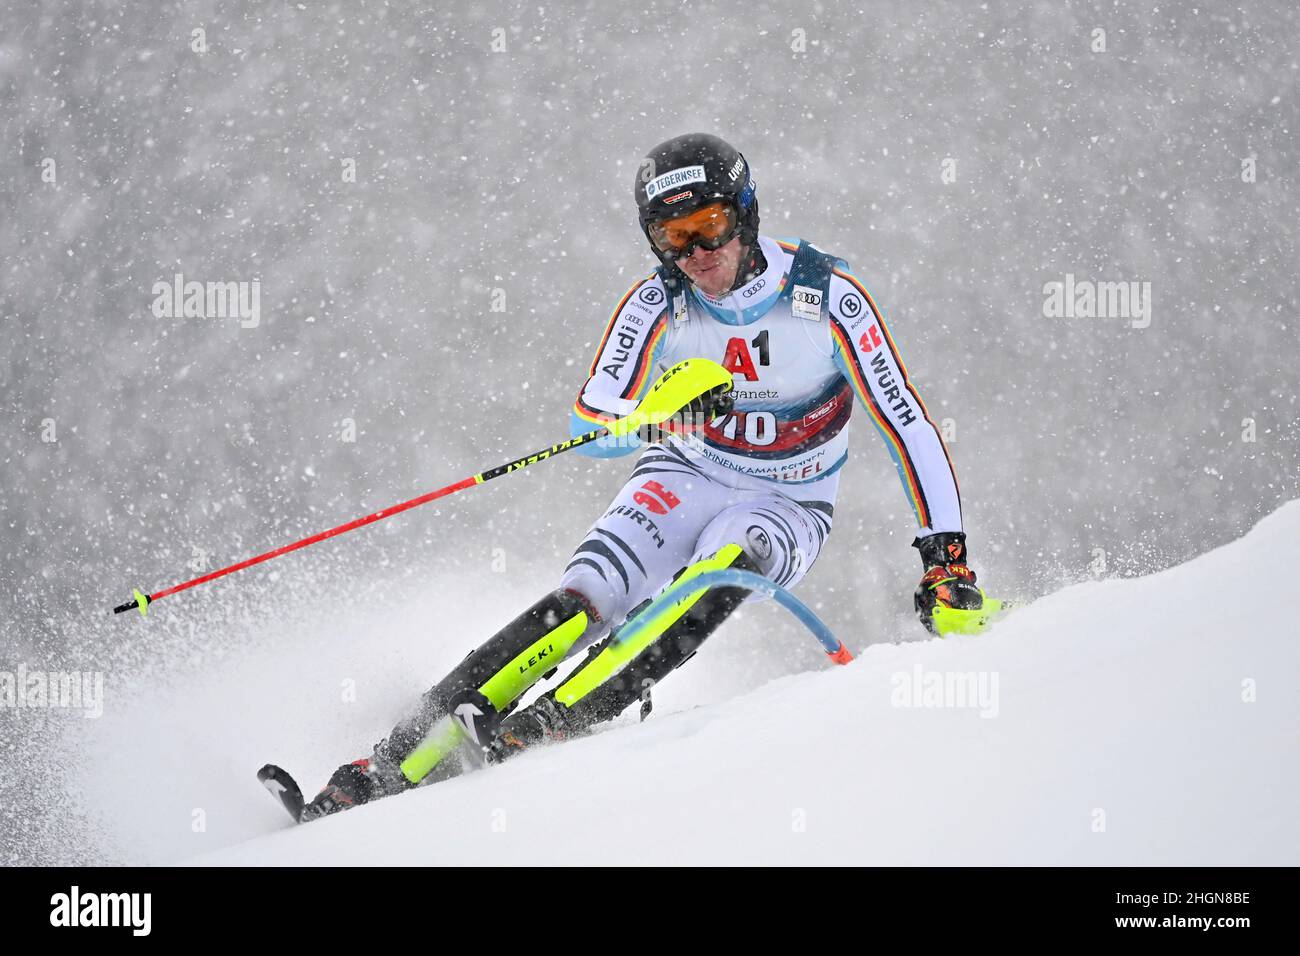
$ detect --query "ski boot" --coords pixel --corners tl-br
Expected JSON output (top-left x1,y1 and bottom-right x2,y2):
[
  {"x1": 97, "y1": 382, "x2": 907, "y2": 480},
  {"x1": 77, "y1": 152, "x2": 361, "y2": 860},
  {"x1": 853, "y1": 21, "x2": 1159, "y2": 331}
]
[
  {"x1": 301, "y1": 755, "x2": 410, "y2": 821},
  {"x1": 482, "y1": 694, "x2": 575, "y2": 764},
  {"x1": 305, "y1": 588, "x2": 598, "y2": 816}
]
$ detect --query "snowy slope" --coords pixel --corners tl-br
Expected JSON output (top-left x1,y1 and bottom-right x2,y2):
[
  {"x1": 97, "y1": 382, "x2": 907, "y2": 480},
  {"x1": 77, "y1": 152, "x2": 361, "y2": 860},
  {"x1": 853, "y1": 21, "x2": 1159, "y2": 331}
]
[{"x1": 172, "y1": 501, "x2": 1300, "y2": 866}]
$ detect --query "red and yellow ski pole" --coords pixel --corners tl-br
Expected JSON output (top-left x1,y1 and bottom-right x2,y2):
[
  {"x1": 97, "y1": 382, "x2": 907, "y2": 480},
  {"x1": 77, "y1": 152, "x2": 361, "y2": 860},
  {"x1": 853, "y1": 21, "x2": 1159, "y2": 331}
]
[{"x1": 111, "y1": 359, "x2": 734, "y2": 617}]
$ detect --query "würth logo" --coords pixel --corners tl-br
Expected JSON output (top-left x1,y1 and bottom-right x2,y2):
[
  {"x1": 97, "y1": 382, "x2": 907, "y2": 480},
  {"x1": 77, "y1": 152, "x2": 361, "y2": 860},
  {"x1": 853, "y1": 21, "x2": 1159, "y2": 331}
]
[{"x1": 632, "y1": 480, "x2": 680, "y2": 515}]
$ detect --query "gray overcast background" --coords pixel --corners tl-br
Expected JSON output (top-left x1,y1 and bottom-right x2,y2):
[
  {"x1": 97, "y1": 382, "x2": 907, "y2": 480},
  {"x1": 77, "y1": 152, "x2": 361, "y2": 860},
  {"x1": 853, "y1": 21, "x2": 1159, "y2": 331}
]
[{"x1": 0, "y1": 1, "x2": 1296, "y2": 860}]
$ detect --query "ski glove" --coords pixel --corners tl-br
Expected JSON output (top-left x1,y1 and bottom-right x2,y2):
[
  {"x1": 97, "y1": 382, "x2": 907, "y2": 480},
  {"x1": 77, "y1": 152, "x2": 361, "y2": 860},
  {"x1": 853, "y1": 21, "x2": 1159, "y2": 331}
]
[
  {"x1": 912, "y1": 531, "x2": 983, "y2": 634},
  {"x1": 636, "y1": 384, "x2": 735, "y2": 445}
]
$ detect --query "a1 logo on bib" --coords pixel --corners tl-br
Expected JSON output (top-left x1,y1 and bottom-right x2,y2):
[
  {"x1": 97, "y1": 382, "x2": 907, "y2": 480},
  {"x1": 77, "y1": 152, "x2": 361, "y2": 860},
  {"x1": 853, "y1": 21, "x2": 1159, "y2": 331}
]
[{"x1": 792, "y1": 285, "x2": 823, "y2": 321}]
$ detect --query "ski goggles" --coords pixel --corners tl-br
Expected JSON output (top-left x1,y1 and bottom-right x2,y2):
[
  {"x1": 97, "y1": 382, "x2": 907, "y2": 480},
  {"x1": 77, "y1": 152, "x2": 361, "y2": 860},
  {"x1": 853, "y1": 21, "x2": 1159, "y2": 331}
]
[{"x1": 647, "y1": 201, "x2": 739, "y2": 258}]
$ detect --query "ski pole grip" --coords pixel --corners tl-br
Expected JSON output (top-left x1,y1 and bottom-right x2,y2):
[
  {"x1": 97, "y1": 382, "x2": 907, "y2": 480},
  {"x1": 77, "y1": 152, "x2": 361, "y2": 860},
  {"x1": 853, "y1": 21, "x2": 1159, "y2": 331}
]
[
  {"x1": 112, "y1": 589, "x2": 151, "y2": 616},
  {"x1": 704, "y1": 385, "x2": 735, "y2": 418}
]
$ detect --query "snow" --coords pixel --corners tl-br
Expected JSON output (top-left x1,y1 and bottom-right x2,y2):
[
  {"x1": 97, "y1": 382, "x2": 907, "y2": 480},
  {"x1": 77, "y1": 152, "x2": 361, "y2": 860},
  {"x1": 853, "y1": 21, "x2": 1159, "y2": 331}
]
[
  {"x1": 161, "y1": 499, "x2": 1298, "y2": 866},
  {"x1": 2, "y1": 1, "x2": 1296, "y2": 867}
]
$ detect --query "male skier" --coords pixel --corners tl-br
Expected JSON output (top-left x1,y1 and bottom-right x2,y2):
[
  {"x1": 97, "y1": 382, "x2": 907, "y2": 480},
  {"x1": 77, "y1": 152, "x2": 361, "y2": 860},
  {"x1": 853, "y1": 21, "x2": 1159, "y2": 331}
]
[{"x1": 304, "y1": 133, "x2": 986, "y2": 818}]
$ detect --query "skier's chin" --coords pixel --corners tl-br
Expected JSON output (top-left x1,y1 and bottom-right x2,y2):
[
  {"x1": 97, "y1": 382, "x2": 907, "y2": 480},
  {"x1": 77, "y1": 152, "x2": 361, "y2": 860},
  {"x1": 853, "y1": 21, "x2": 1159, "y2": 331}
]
[{"x1": 685, "y1": 259, "x2": 734, "y2": 296}]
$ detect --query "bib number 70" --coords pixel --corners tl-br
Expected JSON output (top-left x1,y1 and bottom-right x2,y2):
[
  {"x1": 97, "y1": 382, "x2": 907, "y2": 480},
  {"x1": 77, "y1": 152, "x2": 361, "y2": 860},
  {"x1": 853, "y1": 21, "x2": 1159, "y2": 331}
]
[{"x1": 716, "y1": 410, "x2": 777, "y2": 447}]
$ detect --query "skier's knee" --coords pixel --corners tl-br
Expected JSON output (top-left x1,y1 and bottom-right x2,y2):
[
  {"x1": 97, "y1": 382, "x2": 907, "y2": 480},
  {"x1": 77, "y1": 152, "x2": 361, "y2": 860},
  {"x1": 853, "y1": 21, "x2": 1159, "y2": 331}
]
[
  {"x1": 695, "y1": 514, "x2": 781, "y2": 579},
  {"x1": 557, "y1": 565, "x2": 617, "y2": 631}
]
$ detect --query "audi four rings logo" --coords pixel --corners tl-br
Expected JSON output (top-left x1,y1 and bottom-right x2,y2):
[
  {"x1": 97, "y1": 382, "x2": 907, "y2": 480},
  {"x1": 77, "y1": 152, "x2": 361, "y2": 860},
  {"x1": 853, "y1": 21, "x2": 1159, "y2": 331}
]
[
  {"x1": 741, "y1": 278, "x2": 766, "y2": 298},
  {"x1": 839, "y1": 293, "x2": 863, "y2": 317},
  {"x1": 639, "y1": 287, "x2": 664, "y2": 305}
]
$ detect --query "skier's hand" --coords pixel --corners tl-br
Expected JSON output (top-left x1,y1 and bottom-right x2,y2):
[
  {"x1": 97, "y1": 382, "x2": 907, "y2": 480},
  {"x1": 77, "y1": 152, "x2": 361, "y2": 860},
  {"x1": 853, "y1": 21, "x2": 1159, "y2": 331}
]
[
  {"x1": 912, "y1": 531, "x2": 983, "y2": 634},
  {"x1": 636, "y1": 384, "x2": 734, "y2": 445}
]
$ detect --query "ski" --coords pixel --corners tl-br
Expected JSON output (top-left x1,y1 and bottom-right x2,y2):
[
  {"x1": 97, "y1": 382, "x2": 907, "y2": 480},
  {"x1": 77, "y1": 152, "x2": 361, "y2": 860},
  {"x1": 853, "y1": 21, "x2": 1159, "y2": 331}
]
[{"x1": 257, "y1": 763, "x2": 306, "y2": 824}]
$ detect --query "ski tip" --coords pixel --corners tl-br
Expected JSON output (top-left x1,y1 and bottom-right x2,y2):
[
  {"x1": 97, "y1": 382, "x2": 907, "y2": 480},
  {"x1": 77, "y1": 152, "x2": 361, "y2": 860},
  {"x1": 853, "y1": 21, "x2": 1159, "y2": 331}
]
[
  {"x1": 258, "y1": 763, "x2": 307, "y2": 823},
  {"x1": 931, "y1": 591, "x2": 1016, "y2": 637}
]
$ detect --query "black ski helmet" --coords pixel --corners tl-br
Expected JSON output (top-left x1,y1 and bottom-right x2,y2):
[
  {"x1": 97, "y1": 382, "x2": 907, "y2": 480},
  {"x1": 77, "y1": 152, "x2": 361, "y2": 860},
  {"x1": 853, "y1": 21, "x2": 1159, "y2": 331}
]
[{"x1": 634, "y1": 133, "x2": 759, "y2": 272}]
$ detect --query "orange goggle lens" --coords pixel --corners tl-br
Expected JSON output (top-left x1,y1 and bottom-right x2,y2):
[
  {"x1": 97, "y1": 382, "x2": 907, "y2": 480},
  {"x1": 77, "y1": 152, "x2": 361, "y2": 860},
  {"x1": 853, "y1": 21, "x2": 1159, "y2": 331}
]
[{"x1": 647, "y1": 202, "x2": 738, "y2": 254}]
